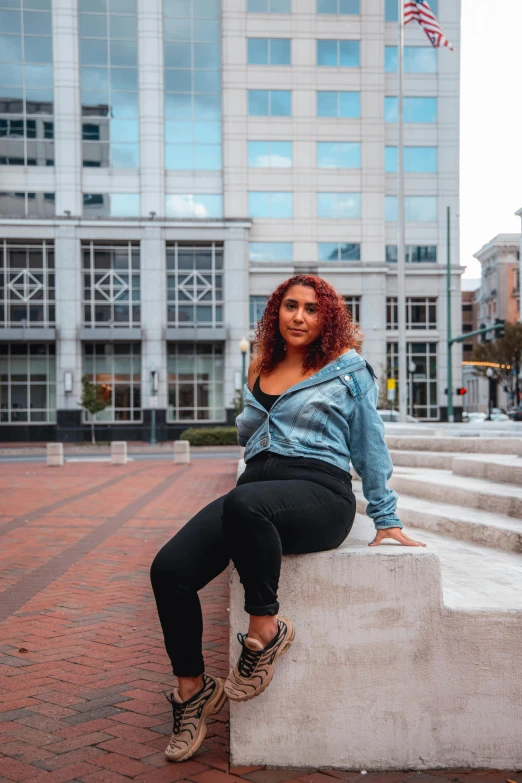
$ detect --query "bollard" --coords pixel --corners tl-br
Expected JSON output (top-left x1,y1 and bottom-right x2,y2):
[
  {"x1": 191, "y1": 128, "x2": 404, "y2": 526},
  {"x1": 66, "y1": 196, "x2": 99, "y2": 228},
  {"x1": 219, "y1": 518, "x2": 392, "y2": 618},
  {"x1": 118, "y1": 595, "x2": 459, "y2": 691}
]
[
  {"x1": 174, "y1": 439, "x2": 190, "y2": 464},
  {"x1": 111, "y1": 441, "x2": 127, "y2": 465},
  {"x1": 46, "y1": 442, "x2": 64, "y2": 467}
]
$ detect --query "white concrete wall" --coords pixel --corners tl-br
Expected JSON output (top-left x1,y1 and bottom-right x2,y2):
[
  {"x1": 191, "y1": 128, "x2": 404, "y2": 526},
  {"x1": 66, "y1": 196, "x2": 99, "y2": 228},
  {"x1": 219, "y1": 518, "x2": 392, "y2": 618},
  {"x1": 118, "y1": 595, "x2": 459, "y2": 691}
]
[{"x1": 229, "y1": 516, "x2": 522, "y2": 770}]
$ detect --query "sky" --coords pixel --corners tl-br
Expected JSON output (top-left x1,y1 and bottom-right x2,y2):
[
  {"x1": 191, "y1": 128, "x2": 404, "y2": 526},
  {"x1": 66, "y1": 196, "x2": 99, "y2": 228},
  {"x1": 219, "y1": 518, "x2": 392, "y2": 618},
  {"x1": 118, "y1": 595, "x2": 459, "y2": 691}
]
[{"x1": 460, "y1": 0, "x2": 522, "y2": 279}]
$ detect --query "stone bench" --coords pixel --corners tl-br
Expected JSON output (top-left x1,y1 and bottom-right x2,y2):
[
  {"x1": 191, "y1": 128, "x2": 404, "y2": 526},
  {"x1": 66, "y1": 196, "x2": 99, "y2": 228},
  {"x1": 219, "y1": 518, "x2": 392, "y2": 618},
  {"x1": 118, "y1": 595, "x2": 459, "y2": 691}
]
[{"x1": 229, "y1": 513, "x2": 522, "y2": 770}]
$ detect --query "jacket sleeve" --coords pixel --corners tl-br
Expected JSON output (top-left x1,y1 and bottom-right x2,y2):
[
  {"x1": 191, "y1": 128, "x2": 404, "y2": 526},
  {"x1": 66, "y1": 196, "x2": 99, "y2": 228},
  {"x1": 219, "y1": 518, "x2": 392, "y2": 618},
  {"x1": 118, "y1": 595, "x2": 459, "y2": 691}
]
[{"x1": 348, "y1": 378, "x2": 403, "y2": 530}]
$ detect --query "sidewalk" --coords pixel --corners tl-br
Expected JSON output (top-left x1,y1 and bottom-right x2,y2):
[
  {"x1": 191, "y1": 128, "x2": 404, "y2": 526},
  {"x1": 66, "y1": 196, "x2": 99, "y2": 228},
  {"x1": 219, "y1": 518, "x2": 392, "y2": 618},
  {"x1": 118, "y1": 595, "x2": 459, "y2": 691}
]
[{"x1": 0, "y1": 458, "x2": 518, "y2": 783}]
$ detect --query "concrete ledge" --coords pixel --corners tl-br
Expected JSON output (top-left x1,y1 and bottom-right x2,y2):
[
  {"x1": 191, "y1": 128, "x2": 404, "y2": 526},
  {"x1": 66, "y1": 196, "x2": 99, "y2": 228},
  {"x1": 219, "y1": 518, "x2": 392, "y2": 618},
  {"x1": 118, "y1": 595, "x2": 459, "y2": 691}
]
[
  {"x1": 229, "y1": 517, "x2": 522, "y2": 770},
  {"x1": 389, "y1": 450, "x2": 453, "y2": 470},
  {"x1": 452, "y1": 454, "x2": 522, "y2": 484},
  {"x1": 386, "y1": 436, "x2": 522, "y2": 455}
]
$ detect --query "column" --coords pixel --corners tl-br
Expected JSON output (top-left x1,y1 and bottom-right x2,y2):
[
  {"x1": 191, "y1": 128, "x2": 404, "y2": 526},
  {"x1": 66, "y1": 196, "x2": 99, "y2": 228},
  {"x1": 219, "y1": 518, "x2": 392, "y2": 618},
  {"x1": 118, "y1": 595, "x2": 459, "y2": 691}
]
[
  {"x1": 360, "y1": 274, "x2": 387, "y2": 382},
  {"x1": 140, "y1": 226, "x2": 167, "y2": 435},
  {"x1": 52, "y1": 0, "x2": 82, "y2": 217},
  {"x1": 137, "y1": 0, "x2": 164, "y2": 217},
  {"x1": 224, "y1": 227, "x2": 250, "y2": 422}
]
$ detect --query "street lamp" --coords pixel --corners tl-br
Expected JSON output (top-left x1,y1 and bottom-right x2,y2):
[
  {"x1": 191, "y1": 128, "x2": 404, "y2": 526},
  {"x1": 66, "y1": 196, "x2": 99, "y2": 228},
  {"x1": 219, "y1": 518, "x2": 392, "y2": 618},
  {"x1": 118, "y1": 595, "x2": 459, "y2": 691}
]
[
  {"x1": 239, "y1": 337, "x2": 250, "y2": 412},
  {"x1": 408, "y1": 360, "x2": 416, "y2": 419},
  {"x1": 486, "y1": 366, "x2": 494, "y2": 420}
]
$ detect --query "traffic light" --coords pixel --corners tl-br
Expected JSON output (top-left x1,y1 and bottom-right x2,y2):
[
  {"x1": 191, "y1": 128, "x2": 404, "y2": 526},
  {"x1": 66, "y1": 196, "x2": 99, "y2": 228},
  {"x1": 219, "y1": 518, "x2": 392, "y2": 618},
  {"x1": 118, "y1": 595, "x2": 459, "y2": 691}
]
[
  {"x1": 456, "y1": 387, "x2": 467, "y2": 396},
  {"x1": 480, "y1": 323, "x2": 488, "y2": 343},
  {"x1": 494, "y1": 318, "x2": 506, "y2": 339}
]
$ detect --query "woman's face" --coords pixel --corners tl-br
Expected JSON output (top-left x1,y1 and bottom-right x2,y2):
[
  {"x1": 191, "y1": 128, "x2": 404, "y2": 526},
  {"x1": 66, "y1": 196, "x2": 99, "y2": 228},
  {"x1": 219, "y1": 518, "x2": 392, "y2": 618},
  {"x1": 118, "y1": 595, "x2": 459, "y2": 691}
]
[{"x1": 278, "y1": 284, "x2": 322, "y2": 350}]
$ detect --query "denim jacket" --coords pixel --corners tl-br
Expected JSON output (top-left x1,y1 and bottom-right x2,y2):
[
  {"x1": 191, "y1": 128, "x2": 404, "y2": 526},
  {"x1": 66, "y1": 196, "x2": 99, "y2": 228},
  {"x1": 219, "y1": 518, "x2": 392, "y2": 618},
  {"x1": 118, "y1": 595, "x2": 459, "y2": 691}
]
[{"x1": 235, "y1": 348, "x2": 402, "y2": 530}]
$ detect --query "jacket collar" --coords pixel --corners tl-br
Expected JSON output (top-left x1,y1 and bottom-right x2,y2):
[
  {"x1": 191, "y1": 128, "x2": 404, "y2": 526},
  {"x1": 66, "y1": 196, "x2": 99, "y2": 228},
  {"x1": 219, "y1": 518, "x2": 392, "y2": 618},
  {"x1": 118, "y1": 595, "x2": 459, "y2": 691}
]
[{"x1": 243, "y1": 349, "x2": 366, "y2": 411}]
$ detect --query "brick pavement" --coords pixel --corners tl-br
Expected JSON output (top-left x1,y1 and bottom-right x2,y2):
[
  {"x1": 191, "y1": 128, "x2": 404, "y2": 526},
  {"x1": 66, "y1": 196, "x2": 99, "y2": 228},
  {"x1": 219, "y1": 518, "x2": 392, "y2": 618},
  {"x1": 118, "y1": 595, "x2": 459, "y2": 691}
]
[{"x1": 0, "y1": 458, "x2": 519, "y2": 783}]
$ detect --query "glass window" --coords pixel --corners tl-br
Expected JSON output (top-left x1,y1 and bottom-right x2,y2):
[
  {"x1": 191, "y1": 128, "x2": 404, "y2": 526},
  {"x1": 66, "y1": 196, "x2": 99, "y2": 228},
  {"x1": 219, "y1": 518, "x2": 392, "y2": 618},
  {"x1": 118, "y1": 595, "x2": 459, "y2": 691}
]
[
  {"x1": 385, "y1": 46, "x2": 437, "y2": 73},
  {"x1": 248, "y1": 140, "x2": 292, "y2": 167},
  {"x1": 166, "y1": 243, "x2": 223, "y2": 329},
  {"x1": 385, "y1": 146, "x2": 438, "y2": 173},
  {"x1": 385, "y1": 96, "x2": 437, "y2": 123},
  {"x1": 0, "y1": 192, "x2": 54, "y2": 216},
  {"x1": 387, "y1": 341, "x2": 438, "y2": 420},
  {"x1": 0, "y1": 343, "x2": 56, "y2": 424},
  {"x1": 317, "y1": 39, "x2": 360, "y2": 67},
  {"x1": 83, "y1": 342, "x2": 141, "y2": 422},
  {"x1": 319, "y1": 242, "x2": 360, "y2": 261},
  {"x1": 317, "y1": 0, "x2": 359, "y2": 13},
  {"x1": 248, "y1": 192, "x2": 293, "y2": 218},
  {"x1": 248, "y1": 89, "x2": 291, "y2": 116},
  {"x1": 385, "y1": 196, "x2": 437, "y2": 222},
  {"x1": 387, "y1": 297, "x2": 437, "y2": 330},
  {"x1": 167, "y1": 342, "x2": 224, "y2": 423},
  {"x1": 343, "y1": 296, "x2": 360, "y2": 323},
  {"x1": 317, "y1": 141, "x2": 360, "y2": 169},
  {"x1": 317, "y1": 91, "x2": 360, "y2": 118},
  {"x1": 385, "y1": 0, "x2": 437, "y2": 20},
  {"x1": 82, "y1": 193, "x2": 140, "y2": 217},
  {"x1": 249, "y1": 242, "x2": 293, "y2": 262},
  {"x1": 0, "y1": 240, "x2": 55, "y2": 328},
  {"x1": 247, "y1": 38, "x2": 291, "y2": 65},
  {"x1": 165, "y1": 193, "x2": 223, "y2": 218},
  {"x1": 317, "y1": 193, "x2": 361, "y2": 219},
  {"x1": 248, "y1": 0, "x2": 291, "y2": 11},
  {"x1": 250, "y1": 295, "x2": 268, "y2": 329},
  {"x1": 82, "y1": 241, "x2": 140, "y2": 328}
]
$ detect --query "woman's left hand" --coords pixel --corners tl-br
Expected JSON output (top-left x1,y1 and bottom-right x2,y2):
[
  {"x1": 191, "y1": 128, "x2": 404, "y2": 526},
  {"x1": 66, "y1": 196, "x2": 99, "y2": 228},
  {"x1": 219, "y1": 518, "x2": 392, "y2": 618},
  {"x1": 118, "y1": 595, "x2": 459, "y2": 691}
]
[{"x1": 369, "y1": 527, "x2": 427, "y2": 547}]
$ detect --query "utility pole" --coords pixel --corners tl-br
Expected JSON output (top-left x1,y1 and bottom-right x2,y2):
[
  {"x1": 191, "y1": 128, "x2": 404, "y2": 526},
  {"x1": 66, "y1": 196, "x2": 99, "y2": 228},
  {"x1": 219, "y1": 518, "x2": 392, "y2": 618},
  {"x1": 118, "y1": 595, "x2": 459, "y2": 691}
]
[
  {"x1": 397, "y1": 0, "x2": 407, "y2": 423},
  {"x1": 446, "y1": 206, "x2": 454, "y2": 423}
]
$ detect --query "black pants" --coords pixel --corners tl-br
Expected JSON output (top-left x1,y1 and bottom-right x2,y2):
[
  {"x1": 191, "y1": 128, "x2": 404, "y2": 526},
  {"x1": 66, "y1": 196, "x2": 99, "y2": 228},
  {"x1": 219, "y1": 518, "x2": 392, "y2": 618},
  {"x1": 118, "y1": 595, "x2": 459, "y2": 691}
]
[{"x1": 150, "y1": 452, "x2": 356, "y2": 677}]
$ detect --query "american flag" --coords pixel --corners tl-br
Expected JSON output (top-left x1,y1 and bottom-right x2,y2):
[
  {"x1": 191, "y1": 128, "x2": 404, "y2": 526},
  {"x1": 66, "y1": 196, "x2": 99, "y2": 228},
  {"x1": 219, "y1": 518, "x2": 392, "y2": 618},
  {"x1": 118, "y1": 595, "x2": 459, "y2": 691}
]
[{"x1": 404, "y1": 0, "x2": 454, "y2": 50}]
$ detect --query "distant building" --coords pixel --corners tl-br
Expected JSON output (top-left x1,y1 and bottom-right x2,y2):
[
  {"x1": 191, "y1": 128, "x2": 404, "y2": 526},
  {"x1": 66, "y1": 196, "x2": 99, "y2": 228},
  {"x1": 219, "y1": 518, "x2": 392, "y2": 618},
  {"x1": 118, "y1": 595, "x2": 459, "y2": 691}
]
[{"x1": 460, "y1": 278, "x2": 479, "y2": 410}]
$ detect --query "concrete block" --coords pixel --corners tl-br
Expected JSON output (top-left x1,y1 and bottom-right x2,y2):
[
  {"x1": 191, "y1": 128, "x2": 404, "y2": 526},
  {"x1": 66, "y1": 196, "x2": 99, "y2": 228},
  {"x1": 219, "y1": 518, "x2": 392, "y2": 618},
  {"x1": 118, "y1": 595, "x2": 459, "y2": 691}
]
[
  {"x1": 111, "y1": 441, "x2": 127, "y2": 465},
  {"x1": 386, "y1": 436, "x2": 522, "y2": 455},
  {"x1": 229, "y1": 517, "x2": 522, "y2": 770},
  {"x1": 452, "y1": 455, "x2": 522, "y2": 485},
  {"x1": 174, "y1": 439, "x2": 190, "y2": 464},
  {"x1": 46, "y1": 442, "x2": 64, "y2": 467},
  {"x1": 389, "y1": 449, "x2": 453, "y2": 470}
]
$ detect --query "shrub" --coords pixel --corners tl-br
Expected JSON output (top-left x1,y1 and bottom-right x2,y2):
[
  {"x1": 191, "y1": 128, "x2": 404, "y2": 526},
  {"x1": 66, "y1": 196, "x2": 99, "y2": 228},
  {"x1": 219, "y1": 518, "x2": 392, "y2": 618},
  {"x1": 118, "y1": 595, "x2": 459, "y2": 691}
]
[{"x1": 179, "y1": 427, "x2": 239, "y2": 446}]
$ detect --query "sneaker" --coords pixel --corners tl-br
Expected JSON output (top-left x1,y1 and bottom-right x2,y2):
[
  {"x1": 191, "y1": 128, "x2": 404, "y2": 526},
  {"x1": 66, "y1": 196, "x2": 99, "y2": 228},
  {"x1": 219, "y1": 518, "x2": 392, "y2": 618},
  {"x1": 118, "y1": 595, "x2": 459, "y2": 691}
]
[
  {"x1": 224, "y1": 616, "x2": 295, "y2": 702},
  {"x1": 164, "y1": 673, "x2": 226, "y2": 762}
]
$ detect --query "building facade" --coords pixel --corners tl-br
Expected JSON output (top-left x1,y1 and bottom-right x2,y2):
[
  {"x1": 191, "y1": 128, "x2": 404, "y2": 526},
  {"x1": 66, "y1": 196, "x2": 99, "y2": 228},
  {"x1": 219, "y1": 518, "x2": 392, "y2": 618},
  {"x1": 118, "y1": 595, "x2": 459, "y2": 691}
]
[{"x1": 0, "y1": 0, "x2": 462, "y2": 441}]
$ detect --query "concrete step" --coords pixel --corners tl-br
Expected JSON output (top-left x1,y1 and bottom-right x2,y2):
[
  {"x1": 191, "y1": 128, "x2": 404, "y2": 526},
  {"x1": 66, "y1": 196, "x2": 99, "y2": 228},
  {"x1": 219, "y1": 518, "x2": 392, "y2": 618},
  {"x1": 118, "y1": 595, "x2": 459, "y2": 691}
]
[
  {"x1": 354, "y1": 485, "x2": 522, "y2": 553},
  {"x1": 389, "y1": 449, "x2": 457, "y2": 469},
  {"x1": 451, "y1": 453, "x2": 522, "y2": 484},
  {"x1": 388, "y1": 466, "x2": 522, "y2": 520},
  {"x1": 386, "y1": 435, "x2": 522, "y2": 455},
  {"x1": 352, "y1": 512, "x2": 522, "y2": 610}
]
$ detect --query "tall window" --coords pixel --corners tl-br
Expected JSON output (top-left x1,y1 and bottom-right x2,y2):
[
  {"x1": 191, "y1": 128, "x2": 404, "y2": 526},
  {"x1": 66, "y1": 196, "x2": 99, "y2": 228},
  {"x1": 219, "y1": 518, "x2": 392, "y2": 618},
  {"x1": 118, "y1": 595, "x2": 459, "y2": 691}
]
[
  {"x1": 317, "y1": 91, "x2": 360, "y2": 118},
  {"x1": 164, "y1": 0, "x2": 222, "y2": 172},
  {"x1": 79, "y1": 0, "x2": 139, "y2": 169},
  {"x1": 248, "y1": 0, "x2": 291, "y2": 10},
  {"x1": 0, "y1": 0, "x2": 54, "y2": 167},
  {"x1": 0, "y1": 342, "x2": 56, "y2": 423},
  {"x1": 167, "y1": 342, "x2": 224, "y2": 422},
  {"x1": 343, "y1": 296, "x2": 360, "y2": 323},
  {"x1": 82, "y1": 241, "x2": 140, "y2": 328},
  {"x1": 250, "y1": 295, "x2": 268, "y2": 328},
  {"x1": 0, "y1": 192, "x2": 55, "y2": 218},
  {"x1": 83, "y1": 342, "x2": 141, "y2": 422},
  {"x1": 318, "y1": 0, "x2": 359, "y2": 14},
  {"x1": 387, "y1": 342, "x2": 438, "y2": 420},
  {"x1": 317, "y1": 40, "x2": 360, "y2": 67},
  {"x1": 247, "y1": 39, "x2": 291, "y2": 65},
  {"x1": 0, "y1": 240, "x2": 54, "y2": 327},
  {"x1": 166, "y1": 243, "x2": 223, "y2": 328},
  {"x1": 386, "y1": 297, "x2": 437, "y2": 330}
]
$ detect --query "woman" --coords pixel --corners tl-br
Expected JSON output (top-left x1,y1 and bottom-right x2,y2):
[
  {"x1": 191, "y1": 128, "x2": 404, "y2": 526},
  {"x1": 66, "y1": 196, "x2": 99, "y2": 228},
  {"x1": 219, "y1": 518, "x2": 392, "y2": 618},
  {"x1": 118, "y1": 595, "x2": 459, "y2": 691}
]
[{"x1": 150, "y1": 274, "x2": 425, "y2": 764}]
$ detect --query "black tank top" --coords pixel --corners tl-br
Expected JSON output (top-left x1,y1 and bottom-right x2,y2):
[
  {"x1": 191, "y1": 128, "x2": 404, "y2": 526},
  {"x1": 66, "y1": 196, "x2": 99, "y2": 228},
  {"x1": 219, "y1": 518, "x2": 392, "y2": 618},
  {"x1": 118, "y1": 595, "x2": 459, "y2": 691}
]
[{"x1": 252, "y1": 375, "x2": 280, "y2": 412}]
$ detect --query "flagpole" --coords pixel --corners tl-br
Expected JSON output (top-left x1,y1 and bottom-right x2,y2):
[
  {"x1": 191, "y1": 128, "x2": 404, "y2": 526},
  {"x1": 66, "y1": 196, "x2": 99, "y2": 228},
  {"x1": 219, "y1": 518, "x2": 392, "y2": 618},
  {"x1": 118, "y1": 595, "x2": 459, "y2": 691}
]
[{"x1": 397, "y1": 0, "x2": 407, "y2": 422}]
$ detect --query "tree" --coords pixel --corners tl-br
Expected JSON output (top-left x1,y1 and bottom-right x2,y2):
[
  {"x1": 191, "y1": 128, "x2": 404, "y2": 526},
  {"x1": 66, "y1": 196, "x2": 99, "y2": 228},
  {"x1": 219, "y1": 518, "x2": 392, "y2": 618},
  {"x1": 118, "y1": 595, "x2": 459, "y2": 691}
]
[
  {"x1": 470, "y1": 322, "x2": 522, "y2": 405},
  {"x1": 79, "y1": 375, "x2": 110, "y2": 444}
]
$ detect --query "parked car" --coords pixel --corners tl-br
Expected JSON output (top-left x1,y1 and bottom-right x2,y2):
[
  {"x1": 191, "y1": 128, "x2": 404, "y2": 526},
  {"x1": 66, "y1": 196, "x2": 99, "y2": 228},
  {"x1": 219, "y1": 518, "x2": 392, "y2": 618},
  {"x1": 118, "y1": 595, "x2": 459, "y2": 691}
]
[
  {"x1": 508, "y1": 407, "x2": 522, "y2": 421},
  {"x1": 377, "y1": 409, "x2": 419, "y2": 423},
  {"x1": 463, "y1": 411, "x2": 487, "y2": 423},
  {"x1": 489, "y1": 410, "x2": 511, "y2": 421}
]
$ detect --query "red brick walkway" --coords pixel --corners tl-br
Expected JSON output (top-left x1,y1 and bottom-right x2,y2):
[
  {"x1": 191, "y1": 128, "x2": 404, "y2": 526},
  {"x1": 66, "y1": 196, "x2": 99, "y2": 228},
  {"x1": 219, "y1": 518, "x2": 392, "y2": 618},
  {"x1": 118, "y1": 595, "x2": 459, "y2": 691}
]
[{"x1": 0, "y1": 458, "x2": 518, "y2": 783}]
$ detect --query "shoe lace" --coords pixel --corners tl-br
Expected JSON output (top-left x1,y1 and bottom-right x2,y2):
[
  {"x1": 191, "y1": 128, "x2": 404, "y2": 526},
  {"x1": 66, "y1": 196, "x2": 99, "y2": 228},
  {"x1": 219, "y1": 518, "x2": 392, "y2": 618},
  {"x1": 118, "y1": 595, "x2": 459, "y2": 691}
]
[
  {"x1": 165, "y1": 691, "x2": 185, "y2": 735},
  {"x1": 236, "y1": 632, "x2": 264, "y2": 678}
]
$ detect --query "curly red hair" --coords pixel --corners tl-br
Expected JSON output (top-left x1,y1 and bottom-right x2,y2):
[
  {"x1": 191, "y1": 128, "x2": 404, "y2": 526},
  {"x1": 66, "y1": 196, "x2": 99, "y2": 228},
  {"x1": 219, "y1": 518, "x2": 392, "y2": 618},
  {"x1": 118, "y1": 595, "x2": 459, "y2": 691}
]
[{"x1": 253, "y1": 275, "x2": 362, "y2": 375}]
